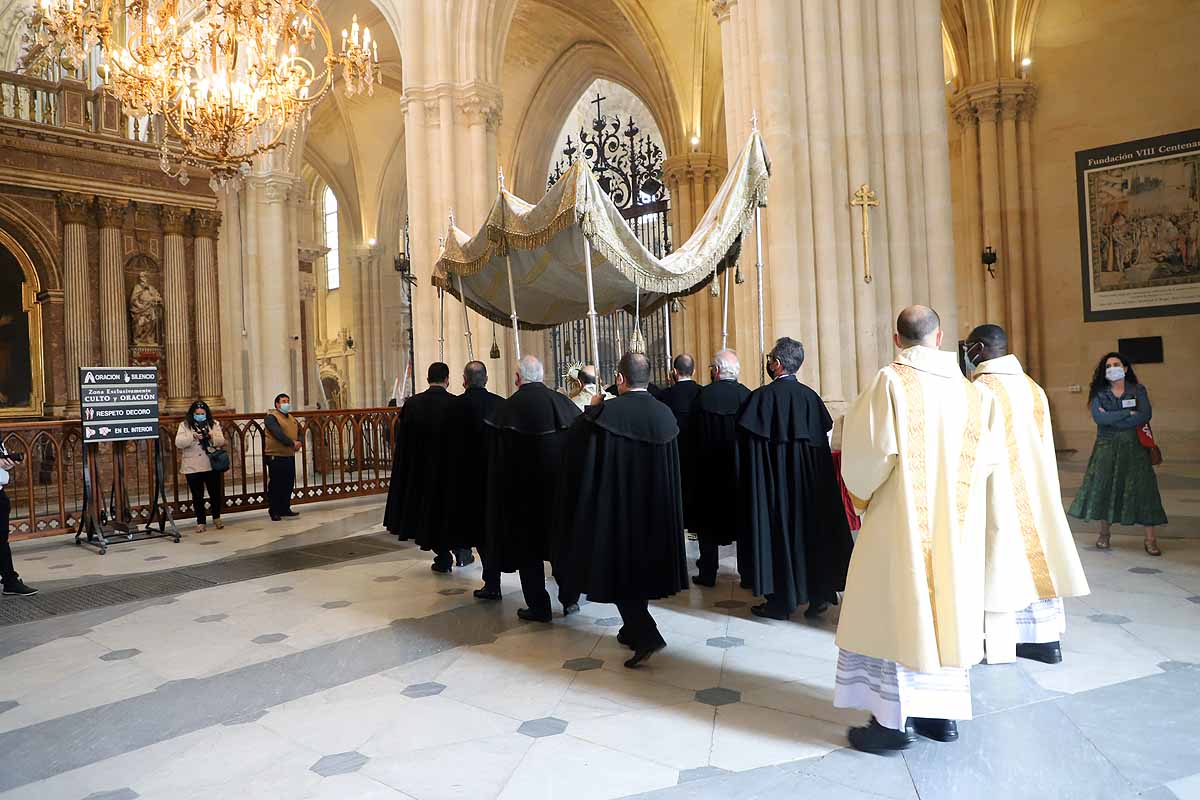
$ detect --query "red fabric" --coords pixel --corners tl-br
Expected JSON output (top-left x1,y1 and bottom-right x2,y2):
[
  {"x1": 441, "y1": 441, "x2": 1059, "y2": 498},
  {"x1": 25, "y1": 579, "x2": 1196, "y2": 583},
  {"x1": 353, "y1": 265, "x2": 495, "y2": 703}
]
[{"x1": 831, "y1": 450, "x2": 861, "y2": 532}]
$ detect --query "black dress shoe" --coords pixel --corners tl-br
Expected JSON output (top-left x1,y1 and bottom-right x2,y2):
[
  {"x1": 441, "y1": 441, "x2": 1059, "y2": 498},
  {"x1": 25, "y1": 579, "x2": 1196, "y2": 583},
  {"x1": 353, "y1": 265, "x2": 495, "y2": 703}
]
[
  {"x1": 473, "y1": 586, "x2": 501, "y2": 601},
  {"x1": 269, "y1": 513, "x2": 282, "y2": 521},
  {"x1": 454, "y1": 549, "x2": 475, "y2": 567},
  {"x1": 1016, "y1": 641, "x2": 1063, "y2": 665},
  {"x1": 624, "y1": 642, "x2": 665, "y2": 668},
  {"x1": 691, "y1": 575, "x2": 717, "y2": 588},
  {"x1": 282, "y1": 510, "x2": 300, "y2": 517},
  {"x1": 909, "y1": 717, "x2": 958, "y2": 742},
  {"x1": 2, "y1": 580, "x2": 38, "y2": 597},
  {"x1": 847, "y1": 718, "x2": 916, "y2": 754},
  {"x1": 751, "y1": 603, "x2": 789, "y2": 621},
  {"x1": 430, "y1": 562, "x2": 452, "y2": 574},
  {"x1": 803, "y1": 601, "x2": 830, "y2": 619},
  {"x1": 517, "y1": 607, "x2": 552, "y2": 623}
]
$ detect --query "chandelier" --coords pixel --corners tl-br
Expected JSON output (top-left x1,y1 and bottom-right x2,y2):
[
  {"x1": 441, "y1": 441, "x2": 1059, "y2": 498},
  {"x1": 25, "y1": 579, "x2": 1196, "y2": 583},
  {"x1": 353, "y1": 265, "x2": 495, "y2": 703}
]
[{"x1": 25, "y1": 0, "x2": 382, "y2": 186}]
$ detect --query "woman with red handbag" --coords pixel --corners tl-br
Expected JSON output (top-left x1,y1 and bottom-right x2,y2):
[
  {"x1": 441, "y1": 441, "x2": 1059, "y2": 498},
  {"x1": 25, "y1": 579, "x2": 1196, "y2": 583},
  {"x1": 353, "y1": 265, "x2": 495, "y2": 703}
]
[{"x1": 1068, "y1": 352, "x2": 1167, "y2": 555}]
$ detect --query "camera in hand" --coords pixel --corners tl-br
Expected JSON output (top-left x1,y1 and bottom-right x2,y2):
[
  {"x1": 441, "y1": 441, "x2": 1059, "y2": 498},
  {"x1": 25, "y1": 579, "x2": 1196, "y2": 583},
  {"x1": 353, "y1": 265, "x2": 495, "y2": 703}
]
[{"x1": 0, "y1": 451, "x2": 22, "y2": 463}]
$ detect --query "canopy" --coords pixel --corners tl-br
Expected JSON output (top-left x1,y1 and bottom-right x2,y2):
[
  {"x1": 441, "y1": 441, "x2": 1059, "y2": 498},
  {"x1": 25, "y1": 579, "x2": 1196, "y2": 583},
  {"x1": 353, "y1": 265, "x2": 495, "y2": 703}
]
[{"x1": 433, "y1": 130, "x2": 770, "y2": 330}]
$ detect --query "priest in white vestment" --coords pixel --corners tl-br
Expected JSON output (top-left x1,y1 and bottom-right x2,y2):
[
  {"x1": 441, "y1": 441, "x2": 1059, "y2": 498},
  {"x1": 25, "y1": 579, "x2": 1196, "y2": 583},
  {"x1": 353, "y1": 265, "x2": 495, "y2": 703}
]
[
  {"x1": 835, "y1": 306, "x2": 1001, "y2": 753},
  {"x1": 966, "y1": 324, "x2": 1090, "y2": 666}
]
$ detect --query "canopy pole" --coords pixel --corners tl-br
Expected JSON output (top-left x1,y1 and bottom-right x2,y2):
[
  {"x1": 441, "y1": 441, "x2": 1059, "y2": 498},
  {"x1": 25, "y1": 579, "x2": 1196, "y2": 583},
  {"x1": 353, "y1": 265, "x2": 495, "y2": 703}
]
[
  {"x1": 437, "y1": 286, "x2": 445, "y2": 362},
  {"x1": 663, "y1": 303, "x2": 672, "y2": 367},
  {"x1": 504, "y1": 252, "x2": 521, "y2": 356},
  {"x1": 755, "y1": 205, "x2": 766, "y2": 383},
  {"x1": 582, "y1": 237, "x2": 600, "y2": 368},
  {"x1": 455, "y1": 273, "x2": 474, "y2": 360},
  {"x1": 721, "y1": 265, "x2": 731, "y2": 350}
]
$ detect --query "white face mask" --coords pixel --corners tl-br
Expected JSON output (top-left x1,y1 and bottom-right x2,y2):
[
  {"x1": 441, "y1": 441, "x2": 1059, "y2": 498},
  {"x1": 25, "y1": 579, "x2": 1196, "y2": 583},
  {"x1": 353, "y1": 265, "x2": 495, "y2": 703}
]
[{"x1": 1105, "y1": 366, "x2": 1126, "y2": 382}]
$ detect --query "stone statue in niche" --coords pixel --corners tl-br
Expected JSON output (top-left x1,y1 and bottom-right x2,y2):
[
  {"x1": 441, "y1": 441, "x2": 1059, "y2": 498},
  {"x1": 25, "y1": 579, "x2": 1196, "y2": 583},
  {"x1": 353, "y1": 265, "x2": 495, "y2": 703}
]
[{"x1": 128, "y1": 271, "x2": 163, "y2": 346}]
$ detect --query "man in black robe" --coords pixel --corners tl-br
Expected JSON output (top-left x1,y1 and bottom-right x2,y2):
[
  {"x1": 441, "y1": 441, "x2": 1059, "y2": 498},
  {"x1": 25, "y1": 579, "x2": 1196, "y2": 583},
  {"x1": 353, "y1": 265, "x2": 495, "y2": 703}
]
[
  {"x1": 737, "y1": 337, "x2": 853, "y2": 620},
  {"x1": 559, "y1": 352, "x2": 689, "y2": 668},
  {"x1": 446, "y1": 361, "x2": 504, "y2": 597},
  {"x1": 485, "y1": 355, "x2": 581, "y2": 621},
  {"x1": 659, "y1": 354, "x2": 704, "y2": 536},
  {"x1": 689, "y1": 349, "x2": 751, "y2": 587},
  {"x1": 383, "y1": 362, "x2": 457, "y2": 572}
]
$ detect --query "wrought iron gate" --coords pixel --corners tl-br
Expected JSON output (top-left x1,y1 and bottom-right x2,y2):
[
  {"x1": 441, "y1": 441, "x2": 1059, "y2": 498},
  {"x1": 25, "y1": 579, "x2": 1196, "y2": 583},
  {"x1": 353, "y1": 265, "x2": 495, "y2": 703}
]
[{"x1": 546, "y1": 92, "x2": 673, "y2": 388}]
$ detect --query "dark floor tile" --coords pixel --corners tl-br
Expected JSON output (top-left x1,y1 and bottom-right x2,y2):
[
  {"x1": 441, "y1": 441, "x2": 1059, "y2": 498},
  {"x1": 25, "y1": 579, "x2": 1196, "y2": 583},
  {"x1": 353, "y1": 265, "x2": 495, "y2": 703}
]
[
  {"x1": 969, "y1": 662, "x2": 1063, "y2": 716},
  {"x1": 903, "y1": 701, "x2": 1137, "y2": 800},
  {"x1": 1057, "y1": 667, "x2": 1200, "y2": 791}
]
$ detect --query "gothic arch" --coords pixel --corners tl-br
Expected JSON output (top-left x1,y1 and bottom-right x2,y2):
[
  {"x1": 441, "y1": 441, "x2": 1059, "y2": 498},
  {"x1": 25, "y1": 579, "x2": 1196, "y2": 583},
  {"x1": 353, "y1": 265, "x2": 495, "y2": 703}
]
[
  {"x1": 0, "y1": 196, "x2": 60, "y2": 292},
  {"x1": 0, "y1": 227, "x2": 46, "y2": 417}
]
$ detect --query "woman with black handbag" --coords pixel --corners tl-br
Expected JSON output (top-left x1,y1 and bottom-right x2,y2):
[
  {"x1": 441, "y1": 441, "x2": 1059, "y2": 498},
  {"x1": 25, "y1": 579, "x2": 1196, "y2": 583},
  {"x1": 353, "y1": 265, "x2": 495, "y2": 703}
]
[{"x1": 175, "y1": 400, "x2": 228, "y2": 532}]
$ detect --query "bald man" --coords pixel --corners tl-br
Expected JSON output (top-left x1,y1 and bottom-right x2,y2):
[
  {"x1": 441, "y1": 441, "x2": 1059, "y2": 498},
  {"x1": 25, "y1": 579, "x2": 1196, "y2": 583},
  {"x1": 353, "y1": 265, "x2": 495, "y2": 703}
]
[
  {"x1": 966, "y1": 324, "x2": 1089, "y2": 665},
  {"x1": 836, "y1": 305, "x2": 1002, "y2": 752}
]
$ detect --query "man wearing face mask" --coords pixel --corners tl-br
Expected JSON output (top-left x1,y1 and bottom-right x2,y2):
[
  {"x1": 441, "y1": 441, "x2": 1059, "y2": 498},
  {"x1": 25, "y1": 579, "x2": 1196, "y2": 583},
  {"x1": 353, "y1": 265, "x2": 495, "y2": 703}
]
[
  {"x1": 965, "y1": 324, "x2": 1089, "y2": 667},
  {"x1": 264, "y1": 393, "x2": 303, "y2": 521},
  {"x1": 736, "y1": 337, "x2": 853, "y2": 621}
]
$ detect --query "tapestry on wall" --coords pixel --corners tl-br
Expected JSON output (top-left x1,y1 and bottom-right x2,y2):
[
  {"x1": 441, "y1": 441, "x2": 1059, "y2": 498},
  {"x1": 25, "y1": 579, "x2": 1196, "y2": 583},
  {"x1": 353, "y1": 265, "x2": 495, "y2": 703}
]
[{"x1": 1076, "y1": 129, "x2": 1200, "y2": 322}]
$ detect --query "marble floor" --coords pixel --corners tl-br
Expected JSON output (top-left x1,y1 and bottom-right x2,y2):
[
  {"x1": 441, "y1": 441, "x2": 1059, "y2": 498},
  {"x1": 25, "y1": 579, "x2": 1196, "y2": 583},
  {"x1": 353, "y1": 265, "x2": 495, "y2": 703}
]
[{"x1": 0, "y1": 461, "x2": 1198, "y2": 800}]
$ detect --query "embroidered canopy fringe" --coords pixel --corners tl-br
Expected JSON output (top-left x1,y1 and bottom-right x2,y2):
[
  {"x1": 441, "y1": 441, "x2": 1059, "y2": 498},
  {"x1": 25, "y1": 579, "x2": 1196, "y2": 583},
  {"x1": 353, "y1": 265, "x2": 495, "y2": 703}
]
[{"x1": 432, "y1": 130, "x2": 770, "y2": 329}]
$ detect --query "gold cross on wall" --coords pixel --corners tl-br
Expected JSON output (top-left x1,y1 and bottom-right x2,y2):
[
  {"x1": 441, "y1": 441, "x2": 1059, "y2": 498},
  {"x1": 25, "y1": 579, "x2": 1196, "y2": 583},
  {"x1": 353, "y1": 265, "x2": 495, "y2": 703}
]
[{"x1": 850, "y1": 183, "x2": 879, "y2": 284}]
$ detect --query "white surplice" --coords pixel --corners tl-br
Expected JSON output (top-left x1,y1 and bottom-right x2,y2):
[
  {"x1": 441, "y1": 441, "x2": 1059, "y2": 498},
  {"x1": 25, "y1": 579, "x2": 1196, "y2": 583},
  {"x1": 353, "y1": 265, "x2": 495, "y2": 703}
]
[
  {"x1": 834, "y1": 346, "x2": 1002, "y2": 728},
  {"x1": 972, "y1": 354, "x2": 1089, "y2": 662}
]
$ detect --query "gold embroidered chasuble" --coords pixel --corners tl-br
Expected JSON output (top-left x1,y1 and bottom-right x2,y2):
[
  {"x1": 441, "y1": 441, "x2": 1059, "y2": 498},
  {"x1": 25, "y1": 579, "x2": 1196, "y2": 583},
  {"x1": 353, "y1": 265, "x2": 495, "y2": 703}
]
[
  {"x1": 836, "y1": 346, "x2": 1002, "y2": 673},
  {"x1": 972, "y1": 355, "x2": 1090, "y2": 612}
]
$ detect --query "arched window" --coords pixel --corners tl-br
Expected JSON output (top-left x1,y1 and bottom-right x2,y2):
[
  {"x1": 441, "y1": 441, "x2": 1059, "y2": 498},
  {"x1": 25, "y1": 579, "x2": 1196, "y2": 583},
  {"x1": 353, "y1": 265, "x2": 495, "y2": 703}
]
[{"x1": 323, "y1": 186, "x2": 340, "y2": 291}]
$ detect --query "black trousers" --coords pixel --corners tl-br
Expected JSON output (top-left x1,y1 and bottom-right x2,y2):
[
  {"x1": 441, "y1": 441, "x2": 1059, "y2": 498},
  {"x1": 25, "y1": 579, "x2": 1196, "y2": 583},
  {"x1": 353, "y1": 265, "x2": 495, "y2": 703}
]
[
  {"x1": 0, "y1": 489, "x2": 18, "y2": 587},
  {"x1": 185, "y1": 470, "x2": 224, "y2": 524},
  {"x1": 615, "y1": 600, "x2": 666, "y2": 651},
  {"x1": 481, "y1": 548, "x2": 501, "y2": 590},
  {"x1": 519, "y1": 560, "x2": 580, "y2": 614},
  {"x1": 265, "y1": 455, "x2": 296, "y2": 516},
  {"x1": 696, "y1": 538, "x2": 719, "y2": 581}
]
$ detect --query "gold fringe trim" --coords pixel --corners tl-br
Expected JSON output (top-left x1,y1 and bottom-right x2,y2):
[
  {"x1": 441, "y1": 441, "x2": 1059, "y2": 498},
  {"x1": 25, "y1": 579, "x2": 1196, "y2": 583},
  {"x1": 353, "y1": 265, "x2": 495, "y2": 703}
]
[
  {"x1": 979, "y1": 375, "x2": 1057, "y2": 600},
  {"x1": 892, "y1": 364, "x2": 938, "y2": 649}
]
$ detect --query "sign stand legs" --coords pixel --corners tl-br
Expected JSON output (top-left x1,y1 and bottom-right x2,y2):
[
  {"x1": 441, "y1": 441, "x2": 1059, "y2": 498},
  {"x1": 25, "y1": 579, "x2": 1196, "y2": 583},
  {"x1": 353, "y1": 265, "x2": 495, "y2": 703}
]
[{"x1": 144, "y1": 439, "x2": 180, "y2": 544}]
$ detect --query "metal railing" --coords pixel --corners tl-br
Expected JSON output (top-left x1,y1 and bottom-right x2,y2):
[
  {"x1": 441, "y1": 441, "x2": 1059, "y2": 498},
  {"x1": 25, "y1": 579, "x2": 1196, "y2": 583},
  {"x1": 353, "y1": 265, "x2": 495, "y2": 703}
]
[
  {"x1": 0, "y1": 68, "x2": 157, "y2": 146},
  {"x1": 1, "y1": 407, "x2": 400, "y2": 542}
]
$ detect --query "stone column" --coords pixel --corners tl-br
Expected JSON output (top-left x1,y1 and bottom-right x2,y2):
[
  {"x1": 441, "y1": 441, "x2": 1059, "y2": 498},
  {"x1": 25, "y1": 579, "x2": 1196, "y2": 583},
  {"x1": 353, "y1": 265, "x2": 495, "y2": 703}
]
[
  {"x1": 160, "y1": 205, "x2": 192, "y2": 413},
  {"x1": 952, "y1": 99, "x2": 986, "y2": 329},
  {"x1": 192, "y1": 209, "x2": 225, "y2": 407},
  {"x1": 713, "y1": 0, "x2": 958, "y2": 398},
  {"x1": 57, "y1": 191, "x2": 92, "y2": 411},
  {"x1": 95, "y1": 197, "x2": 129, "y2": 366},
  {"x1": 972, "y1": 89, "x2": 1007, "y2": 325},
  {"x1": 663, "y1": 152, "x2": 728, "y2": 363},
  {"x1": 252, "y1": 174, "x2": 300, "y2": 409},
  {"x1": 1016, "y1": 89, "x2": 1041, "y2": 378},
  {"x1": 999, "y1": 85, "x2": 1028, "y2": 362}
]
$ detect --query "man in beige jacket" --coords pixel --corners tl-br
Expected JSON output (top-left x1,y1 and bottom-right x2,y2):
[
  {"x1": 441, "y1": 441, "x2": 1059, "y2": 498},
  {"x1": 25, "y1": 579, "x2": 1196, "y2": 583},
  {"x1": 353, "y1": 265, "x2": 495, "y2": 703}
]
[
  {"x1": 967, "y1": 324, "x2": 1090, "y2": 666},
  {"x1": 836, "y1": 306, "x2": 1002, "y2": 753}
]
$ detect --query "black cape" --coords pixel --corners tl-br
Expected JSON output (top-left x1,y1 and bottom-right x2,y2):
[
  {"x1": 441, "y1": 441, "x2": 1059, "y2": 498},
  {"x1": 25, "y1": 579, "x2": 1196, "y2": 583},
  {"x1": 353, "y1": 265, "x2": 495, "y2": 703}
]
[
  {"x1": 446, "y1": 385, "x2": 504, "y2": 549},
  {"x1": 736, "y1": 375, "x2": 853, "y2": 612},
  {"x1": 557, "y1": 391, "x2": 689, "y2": 603},
  {"x1": 484, "y1": 382, "x2": 580, "y2": 572},
  {"x1": 688, "y1": 379, "x2": 752, "y2": 545},
  {"x1": 606, "y1": 382, "x2": 666, "y2": 401},
  {"x1": 659, "y1": 380, "x2": 703, "y2": 530},
  {"x1": 384, "y1": 385, "x2": 456, "y2": 551}
]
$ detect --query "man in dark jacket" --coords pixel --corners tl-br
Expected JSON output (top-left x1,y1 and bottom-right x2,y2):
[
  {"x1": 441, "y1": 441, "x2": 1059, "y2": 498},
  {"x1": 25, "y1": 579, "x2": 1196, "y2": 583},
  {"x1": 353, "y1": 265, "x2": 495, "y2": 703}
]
[
  {"x1": 659, "y1": 354, "x2": 703, "y2": 535},
  {"x1": 485, "y1": 355, "x2": 581, "y2": 621},
  {"x1": 689, "y1": 349, "x2": 751, "y2": 586},
  {"x1": 384, "y1": 362, "x2": 457, "y2": 572},
  {"x1": 559, "y1": 352, "x2": 689, "y2": 668},
  {"x1": 737, "y1": 337, "x2": 853, "y2": 620},
  {"x1": 450, "y1": 361, "x2": 504, "y2": 597}
]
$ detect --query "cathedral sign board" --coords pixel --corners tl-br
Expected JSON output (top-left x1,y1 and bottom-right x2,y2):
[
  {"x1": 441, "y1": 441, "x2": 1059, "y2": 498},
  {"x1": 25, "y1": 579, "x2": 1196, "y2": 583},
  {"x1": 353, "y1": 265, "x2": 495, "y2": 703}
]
[
  {"x1": 79, "y1": 367, "x2": 161, "y2": 442},
  {"x1": 1076, "y1": 128, "x2": 1200, "y2": 321}
]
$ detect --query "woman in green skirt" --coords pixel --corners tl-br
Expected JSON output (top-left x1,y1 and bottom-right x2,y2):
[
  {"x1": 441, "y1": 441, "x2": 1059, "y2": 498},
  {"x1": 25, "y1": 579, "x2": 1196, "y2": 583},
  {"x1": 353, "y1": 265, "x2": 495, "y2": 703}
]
[{"x1": 1069, "y1": 352, "x2": 1166, "y2": 555}]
